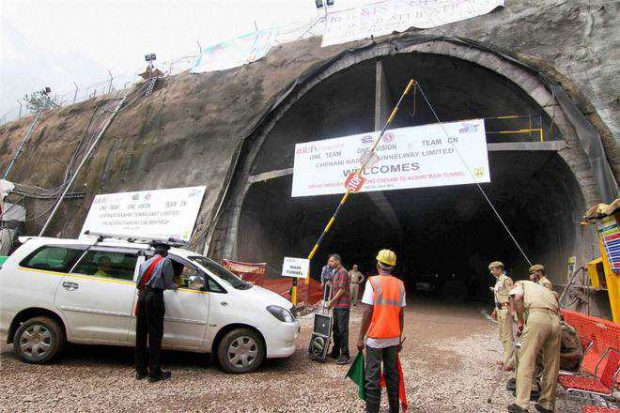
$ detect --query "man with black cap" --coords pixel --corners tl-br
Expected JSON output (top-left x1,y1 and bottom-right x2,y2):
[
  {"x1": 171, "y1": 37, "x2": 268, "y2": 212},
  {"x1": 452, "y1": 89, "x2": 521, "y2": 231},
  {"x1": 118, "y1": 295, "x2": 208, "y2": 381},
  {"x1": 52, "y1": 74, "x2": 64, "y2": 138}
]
[{"x1": 135, "y1": 243, "x2": 177, "y2": 382}]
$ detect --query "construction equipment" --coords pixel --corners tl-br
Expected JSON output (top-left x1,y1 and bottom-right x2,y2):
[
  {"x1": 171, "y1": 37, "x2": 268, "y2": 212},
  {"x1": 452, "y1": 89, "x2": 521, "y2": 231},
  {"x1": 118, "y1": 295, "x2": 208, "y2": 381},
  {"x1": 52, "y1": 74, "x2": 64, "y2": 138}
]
[
  {"x1": 581, "y1": 199, "x2": 620, "y2": 323},
  {"x1": 309, "y1": 283, "x2": 333, "y2": 362}
]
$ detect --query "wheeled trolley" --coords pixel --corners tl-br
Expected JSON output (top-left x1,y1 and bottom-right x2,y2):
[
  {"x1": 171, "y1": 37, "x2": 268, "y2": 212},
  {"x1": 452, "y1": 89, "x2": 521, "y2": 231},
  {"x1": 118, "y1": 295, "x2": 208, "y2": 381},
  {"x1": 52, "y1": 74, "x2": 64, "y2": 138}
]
[{"x1": 308, "y1": 283, "x2": 332, "y2": 362}]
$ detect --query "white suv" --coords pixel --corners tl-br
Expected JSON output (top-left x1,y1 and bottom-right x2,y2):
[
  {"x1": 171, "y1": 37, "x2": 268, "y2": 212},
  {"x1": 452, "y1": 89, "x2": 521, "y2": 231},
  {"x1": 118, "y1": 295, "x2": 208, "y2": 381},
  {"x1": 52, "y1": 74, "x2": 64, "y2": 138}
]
[{"x1": 0, "y1": 236, "x2": 299, "y2": 373}]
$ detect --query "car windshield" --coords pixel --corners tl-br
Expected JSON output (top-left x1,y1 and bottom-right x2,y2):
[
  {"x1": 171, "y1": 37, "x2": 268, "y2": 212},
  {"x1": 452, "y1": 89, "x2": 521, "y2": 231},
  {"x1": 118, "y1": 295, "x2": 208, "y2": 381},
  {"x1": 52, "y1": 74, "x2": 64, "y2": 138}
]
[{"x1": 188, "y1": 256, "x2": 251, "y2": 290}]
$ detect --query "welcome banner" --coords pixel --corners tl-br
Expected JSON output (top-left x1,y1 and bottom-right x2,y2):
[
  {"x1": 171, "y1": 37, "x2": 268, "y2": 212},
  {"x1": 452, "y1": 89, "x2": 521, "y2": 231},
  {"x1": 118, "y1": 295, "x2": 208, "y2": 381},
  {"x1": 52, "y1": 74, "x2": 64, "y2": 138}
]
[{"x1": 292, "y1": 119, "x2": 490, "y2": 197}]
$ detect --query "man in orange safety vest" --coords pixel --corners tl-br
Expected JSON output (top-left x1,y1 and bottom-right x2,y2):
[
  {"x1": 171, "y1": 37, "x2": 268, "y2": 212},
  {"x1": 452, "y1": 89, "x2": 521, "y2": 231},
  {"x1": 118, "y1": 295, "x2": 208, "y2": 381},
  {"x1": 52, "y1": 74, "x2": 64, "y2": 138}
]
[{"x1": 356, "y1": 249, "x2": 406, "y2": 413}]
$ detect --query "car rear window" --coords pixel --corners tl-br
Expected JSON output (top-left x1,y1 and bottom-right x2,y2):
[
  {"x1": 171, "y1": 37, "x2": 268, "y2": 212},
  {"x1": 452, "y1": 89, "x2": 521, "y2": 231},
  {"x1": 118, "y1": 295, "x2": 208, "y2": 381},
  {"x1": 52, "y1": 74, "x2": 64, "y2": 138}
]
[{"x1": 20, "y1": 246, "x2": 86, "y2": 273}]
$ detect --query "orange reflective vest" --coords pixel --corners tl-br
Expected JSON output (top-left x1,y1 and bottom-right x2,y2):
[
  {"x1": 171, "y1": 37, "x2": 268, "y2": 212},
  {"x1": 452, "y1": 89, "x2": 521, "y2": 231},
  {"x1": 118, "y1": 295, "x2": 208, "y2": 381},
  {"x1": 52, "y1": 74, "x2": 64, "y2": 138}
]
[{"x1": 367, "y1": 275, "x2": 405, "y2": 339}]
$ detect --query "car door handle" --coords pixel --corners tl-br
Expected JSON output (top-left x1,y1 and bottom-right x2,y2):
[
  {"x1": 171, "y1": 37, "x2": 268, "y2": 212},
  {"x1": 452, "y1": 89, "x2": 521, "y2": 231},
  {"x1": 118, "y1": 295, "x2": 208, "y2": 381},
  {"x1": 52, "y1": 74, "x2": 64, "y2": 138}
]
[
  {"x1": 220, "y1": 302, "x2": 228, "y2": 306},
  {"x1": 62, "y1": 281, "x2": 79, "y2": 291}
]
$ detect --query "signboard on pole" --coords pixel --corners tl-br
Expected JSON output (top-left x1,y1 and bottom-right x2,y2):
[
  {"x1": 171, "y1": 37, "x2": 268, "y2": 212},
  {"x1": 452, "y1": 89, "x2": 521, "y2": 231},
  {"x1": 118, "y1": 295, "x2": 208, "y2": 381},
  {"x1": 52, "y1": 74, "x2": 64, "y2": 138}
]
[
  {"x1": 80, "y1": 186, "x2": 206, "y2": 242},
  {"x1": 322, "y1": 0, "x2": 505, "y2": 47},
  {"x1": 292, "y1": 119, "x2": 490, "y2": 197},
  {"x1": 282, "y1": 257, "x2": 310, "y2": 279}
]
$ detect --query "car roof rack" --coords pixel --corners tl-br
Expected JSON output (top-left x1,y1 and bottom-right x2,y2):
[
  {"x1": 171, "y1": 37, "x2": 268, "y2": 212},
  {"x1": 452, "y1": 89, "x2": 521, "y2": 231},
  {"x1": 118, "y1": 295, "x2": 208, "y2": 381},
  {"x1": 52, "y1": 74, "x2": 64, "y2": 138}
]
[{"x1": 83, "y1": 231, "x2": 189, "y2": 248}]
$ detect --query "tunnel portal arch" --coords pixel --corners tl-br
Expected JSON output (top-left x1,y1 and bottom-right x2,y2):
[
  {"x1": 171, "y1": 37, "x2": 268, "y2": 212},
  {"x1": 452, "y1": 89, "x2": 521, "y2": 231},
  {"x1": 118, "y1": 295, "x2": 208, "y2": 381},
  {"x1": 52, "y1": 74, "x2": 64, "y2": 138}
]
[{"x1": 211, "y1": 38, "x2": 606, "y2": 296}]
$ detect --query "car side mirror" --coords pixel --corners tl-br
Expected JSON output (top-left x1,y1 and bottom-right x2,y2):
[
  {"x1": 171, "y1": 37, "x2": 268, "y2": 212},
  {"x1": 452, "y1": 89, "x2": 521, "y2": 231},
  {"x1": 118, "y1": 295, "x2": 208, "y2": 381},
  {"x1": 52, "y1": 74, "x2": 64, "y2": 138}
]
[{"x1": 188, "y1": 274, "x2": 206, "y2": 290}]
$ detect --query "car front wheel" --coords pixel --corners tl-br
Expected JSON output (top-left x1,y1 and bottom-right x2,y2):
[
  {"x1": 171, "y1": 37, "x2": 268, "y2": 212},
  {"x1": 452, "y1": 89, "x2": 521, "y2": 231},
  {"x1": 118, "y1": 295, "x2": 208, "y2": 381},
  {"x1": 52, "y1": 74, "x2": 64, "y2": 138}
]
[
  {"x1": 13, "y1": 316, "x2": 65, "y2": 364},
  {"x1": 217, "y1": 328, "x2": 265, "y2": 374}
]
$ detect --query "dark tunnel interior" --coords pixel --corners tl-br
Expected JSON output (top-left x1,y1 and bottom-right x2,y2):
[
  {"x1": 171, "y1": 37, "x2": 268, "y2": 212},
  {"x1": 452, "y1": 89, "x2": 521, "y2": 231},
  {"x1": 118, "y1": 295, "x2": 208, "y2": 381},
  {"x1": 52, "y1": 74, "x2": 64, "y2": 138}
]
[{"x1": 234, "y1": 53, "x2": 586, "y2": 302}]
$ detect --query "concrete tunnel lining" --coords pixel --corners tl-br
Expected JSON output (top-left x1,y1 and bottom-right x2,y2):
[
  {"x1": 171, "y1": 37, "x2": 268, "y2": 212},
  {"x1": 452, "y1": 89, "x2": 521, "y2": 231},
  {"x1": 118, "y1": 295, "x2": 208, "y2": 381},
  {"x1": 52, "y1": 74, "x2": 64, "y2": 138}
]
[{"x1": 207, "y1": 39, "x2": 604, "y2": 303}]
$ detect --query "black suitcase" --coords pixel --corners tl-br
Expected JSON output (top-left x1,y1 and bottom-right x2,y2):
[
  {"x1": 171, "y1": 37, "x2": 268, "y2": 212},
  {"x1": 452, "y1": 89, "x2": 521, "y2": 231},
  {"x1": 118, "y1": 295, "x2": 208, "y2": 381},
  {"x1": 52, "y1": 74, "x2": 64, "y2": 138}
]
[{"x1": 308, "y1": 283, "x2": 332, "y2": 362}]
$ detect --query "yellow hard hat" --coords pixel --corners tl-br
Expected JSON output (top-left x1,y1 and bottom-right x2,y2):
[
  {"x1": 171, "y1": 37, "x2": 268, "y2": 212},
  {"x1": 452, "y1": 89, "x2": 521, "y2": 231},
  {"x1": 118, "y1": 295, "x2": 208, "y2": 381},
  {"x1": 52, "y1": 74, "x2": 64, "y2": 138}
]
[
  {"x1": 488, "y1": 261, "x2": 504, "y2": 270},
  {"x1": 376, "y1": 249, "x2": 397, "y2": 266}
]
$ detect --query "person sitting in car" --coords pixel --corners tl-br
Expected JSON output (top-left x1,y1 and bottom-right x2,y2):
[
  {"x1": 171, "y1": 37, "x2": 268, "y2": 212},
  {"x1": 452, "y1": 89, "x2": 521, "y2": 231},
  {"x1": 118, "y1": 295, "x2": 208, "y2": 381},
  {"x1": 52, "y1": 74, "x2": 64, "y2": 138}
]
[{"x1": 95, "y1": 256, "x2": 112, "y2": 277}]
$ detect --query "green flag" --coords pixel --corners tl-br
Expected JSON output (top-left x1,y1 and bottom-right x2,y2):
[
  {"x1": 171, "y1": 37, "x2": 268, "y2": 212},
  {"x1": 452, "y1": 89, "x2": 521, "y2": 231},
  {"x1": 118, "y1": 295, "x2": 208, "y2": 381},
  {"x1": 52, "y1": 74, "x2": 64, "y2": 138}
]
[{"x1": 345, "y1": 351, "x2": 366, "y2": 400}]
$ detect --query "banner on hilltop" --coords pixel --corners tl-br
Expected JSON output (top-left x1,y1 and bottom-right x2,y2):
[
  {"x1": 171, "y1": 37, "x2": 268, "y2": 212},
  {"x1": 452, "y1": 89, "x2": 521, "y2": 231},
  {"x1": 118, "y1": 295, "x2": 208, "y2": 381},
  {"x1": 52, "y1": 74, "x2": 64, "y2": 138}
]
[
  {"x1": 322, "y1": 0, "x2": 504, "y2": 47},
  {"x1": 191, "y1": 29, "x2": 277, "y2": 73}
]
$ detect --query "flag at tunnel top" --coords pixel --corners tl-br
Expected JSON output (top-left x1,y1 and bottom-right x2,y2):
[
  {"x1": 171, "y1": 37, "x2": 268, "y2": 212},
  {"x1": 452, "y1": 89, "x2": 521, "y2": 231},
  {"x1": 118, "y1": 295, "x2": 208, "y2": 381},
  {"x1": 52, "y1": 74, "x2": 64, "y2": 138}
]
[
  {"x1": 291, "y1": 119, "x2": 490, "y2": 197},
  {"x1": 346, "y1": 352, "x2": 366, "y2": 400}
]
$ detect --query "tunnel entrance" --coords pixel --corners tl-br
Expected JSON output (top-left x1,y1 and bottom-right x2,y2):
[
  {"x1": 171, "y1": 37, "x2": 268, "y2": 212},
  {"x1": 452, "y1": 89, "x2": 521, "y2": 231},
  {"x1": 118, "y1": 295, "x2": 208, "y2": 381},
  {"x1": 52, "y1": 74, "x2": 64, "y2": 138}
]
[
  {"x1": 216, "y1": 47, "x2": 592, "y2": 303},
  {"x1": 239, "y1": 151, "x2": 583, "y2": 302}
]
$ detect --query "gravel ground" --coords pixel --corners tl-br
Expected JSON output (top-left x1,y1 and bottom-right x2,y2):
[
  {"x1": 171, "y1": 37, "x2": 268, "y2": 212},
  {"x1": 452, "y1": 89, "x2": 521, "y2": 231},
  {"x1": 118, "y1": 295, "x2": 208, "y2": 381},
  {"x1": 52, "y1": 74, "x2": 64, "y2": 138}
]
[{"x1": 0, "y1": 299, "x2": 594, "y2": 412}]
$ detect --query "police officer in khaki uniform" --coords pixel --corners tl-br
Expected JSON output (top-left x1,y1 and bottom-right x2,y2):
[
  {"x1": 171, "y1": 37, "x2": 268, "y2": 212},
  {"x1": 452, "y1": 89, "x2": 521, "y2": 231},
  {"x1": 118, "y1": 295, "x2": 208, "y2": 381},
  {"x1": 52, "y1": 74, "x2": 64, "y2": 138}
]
[
  {"x1": 527, "y1": 264, "x2": 554, "y2": 394},
  {"x1": 489, "y1": 261, "x2": 514, "y2": 370},
  {"x1": 529, "y1": 265, "x2": 553, "y2": 290},
  {"x1": 507, "y1": 280, "x2": 561, "y2": 413}
]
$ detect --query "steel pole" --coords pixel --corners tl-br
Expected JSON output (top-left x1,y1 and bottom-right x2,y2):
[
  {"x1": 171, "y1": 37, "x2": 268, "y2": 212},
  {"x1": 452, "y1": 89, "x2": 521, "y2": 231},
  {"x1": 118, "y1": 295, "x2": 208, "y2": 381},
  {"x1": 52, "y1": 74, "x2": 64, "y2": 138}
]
[
  {"x1": 38, "y1": 95, "x2": 127, "y2": 236},
  {"x1": 3, "y1": 109, "x2": 43, "y2": 180},
  {"x1": 107, "y1": 70, "x2": 114, "y2": 94}
]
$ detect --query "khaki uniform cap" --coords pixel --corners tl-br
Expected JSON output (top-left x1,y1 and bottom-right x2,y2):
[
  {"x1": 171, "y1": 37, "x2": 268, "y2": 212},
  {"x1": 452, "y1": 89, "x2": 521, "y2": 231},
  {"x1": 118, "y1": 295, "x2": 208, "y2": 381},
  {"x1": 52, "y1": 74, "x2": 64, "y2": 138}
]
[
  {"x1": 488, "y1": 261, "x2": 504, "y2": 270},
  {"x1": 529, "y1": 264, "x2": 545, "y2": 273}
]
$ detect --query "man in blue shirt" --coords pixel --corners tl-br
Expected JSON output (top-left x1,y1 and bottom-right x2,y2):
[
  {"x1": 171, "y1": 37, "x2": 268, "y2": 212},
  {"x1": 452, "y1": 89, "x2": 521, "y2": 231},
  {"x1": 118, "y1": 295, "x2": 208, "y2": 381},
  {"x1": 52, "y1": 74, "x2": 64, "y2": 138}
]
[
  {"x1": 320, "y1": 259, "x2": 334, "y2": 299},
  {"x1": 135, "y1": 243, "x2": 177, "y2": 382}
]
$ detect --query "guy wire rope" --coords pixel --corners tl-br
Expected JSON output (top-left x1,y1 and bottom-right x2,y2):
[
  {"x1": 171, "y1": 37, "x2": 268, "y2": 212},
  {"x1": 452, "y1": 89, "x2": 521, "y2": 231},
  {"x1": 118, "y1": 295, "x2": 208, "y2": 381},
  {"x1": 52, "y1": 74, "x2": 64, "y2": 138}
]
[
  {"x1": 415, "y1": 84, "x2": 532, "y2": 266},
  {"x1": 292, "y1": 79, "x2": 416, "y2": 306}
]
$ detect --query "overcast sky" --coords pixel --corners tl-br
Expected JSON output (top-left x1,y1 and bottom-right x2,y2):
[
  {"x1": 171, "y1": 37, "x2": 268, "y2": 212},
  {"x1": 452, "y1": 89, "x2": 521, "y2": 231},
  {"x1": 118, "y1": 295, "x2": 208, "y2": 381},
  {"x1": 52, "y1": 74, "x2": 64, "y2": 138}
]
[{"x1": 1, "y1": 0, "x2": 361, "y2": 117}]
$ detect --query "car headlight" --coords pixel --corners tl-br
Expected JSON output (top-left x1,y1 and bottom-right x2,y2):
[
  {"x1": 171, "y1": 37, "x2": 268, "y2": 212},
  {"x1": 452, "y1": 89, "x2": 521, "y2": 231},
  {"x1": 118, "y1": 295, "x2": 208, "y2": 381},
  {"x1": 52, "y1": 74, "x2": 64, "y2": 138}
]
[{"x1": 267, "y1": 305, "x2": 295, "y2": 323}]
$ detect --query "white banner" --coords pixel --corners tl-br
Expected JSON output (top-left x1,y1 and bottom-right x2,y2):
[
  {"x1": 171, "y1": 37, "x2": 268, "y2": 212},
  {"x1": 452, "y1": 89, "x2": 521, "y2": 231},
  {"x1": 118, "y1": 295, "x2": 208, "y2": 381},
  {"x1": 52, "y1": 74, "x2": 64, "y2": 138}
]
[
  {"x1": 191, "y1": 29, "x2": 277, "y2": 73},
  {"x1": 80, "y1": 186, "x2": 206, "y2": 242},
  {"x1": 282, "y1": 257, "x2": 310, "y2": 279},
  {"x1": 322, "y1": 0, "x2": 505, "y2": 47},
  {"x1": 292, "y1": 119, "x2": 490, "y2": 197}
]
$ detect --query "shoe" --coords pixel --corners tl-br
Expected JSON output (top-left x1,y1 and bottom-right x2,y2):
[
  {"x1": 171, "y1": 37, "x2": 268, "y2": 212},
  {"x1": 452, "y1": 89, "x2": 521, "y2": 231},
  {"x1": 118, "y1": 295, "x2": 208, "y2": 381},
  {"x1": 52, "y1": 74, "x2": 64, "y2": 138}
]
[
  {"x1": 336, "y1": 355, "x2": 351, "y2": 365},
  {"x1": 510, "y1": 389, "x2": 539, "y2": 401},
  {"x1": 136, "y1": 371, "x2": 148, "y2": 380},
  {"x1": 148, "y1": 371, "x2": 172, "y2": 383},
  {"x1": 328, "y1": 351, "x2": 339, "y2": 359},
  {"x1": 534, "y1": 403, "x2": 553, "y2": 413},
  {"x1": 506, "y1": 378, "x2": 516, "y2": 391},
  {"x1": 507, "y1": 403, "x2": 529, "y2": 412}
]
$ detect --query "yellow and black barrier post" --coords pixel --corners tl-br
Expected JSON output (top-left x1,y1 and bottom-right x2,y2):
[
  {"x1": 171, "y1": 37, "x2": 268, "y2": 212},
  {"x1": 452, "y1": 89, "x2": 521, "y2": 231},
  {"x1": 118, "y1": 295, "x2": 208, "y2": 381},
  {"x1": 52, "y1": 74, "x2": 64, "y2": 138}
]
[{"x1": 291, "y1": 79, "x2": 417, "y2": 306}]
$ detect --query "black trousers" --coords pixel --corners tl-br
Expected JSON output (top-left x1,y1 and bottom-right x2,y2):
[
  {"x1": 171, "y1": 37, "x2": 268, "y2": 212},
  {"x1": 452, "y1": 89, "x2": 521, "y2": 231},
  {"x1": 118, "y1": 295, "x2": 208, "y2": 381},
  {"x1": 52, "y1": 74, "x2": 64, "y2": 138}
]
[
  {"x1": 365, "y1": 345, "x2": 400, "y2": 413},
  {"x1": 135, "y1": 288, "x2": 165, "y2": 376},
  {"x1": 331, "y1": 307, "x2": 350, "y2": 358}
]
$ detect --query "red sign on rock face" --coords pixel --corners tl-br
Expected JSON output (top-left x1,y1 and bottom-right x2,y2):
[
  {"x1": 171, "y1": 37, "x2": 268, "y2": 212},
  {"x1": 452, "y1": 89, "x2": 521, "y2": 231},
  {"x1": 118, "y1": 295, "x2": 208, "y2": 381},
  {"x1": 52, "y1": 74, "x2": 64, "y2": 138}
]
[{"x1": 344, "y1": 172, "x2": 366, "y2": 193}]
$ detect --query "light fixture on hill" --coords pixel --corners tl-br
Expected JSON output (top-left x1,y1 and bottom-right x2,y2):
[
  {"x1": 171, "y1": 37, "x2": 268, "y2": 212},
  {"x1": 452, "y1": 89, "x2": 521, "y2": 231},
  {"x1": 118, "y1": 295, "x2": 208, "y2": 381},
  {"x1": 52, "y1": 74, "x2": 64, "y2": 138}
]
[
  {"x1": 315, "y1": 0, "x2": 334, "y2": 8},
  {"x1": 140, "y1": 53, "x2": 162, "y2": 81}
]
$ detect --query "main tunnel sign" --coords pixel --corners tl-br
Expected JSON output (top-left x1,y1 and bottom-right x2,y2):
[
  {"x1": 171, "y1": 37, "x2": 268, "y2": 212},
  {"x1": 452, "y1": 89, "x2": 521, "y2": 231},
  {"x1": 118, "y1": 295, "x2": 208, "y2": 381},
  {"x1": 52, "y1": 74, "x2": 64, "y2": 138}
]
[{"x1": 291, "y1": 119, "x2": 490, "y2": 197}]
